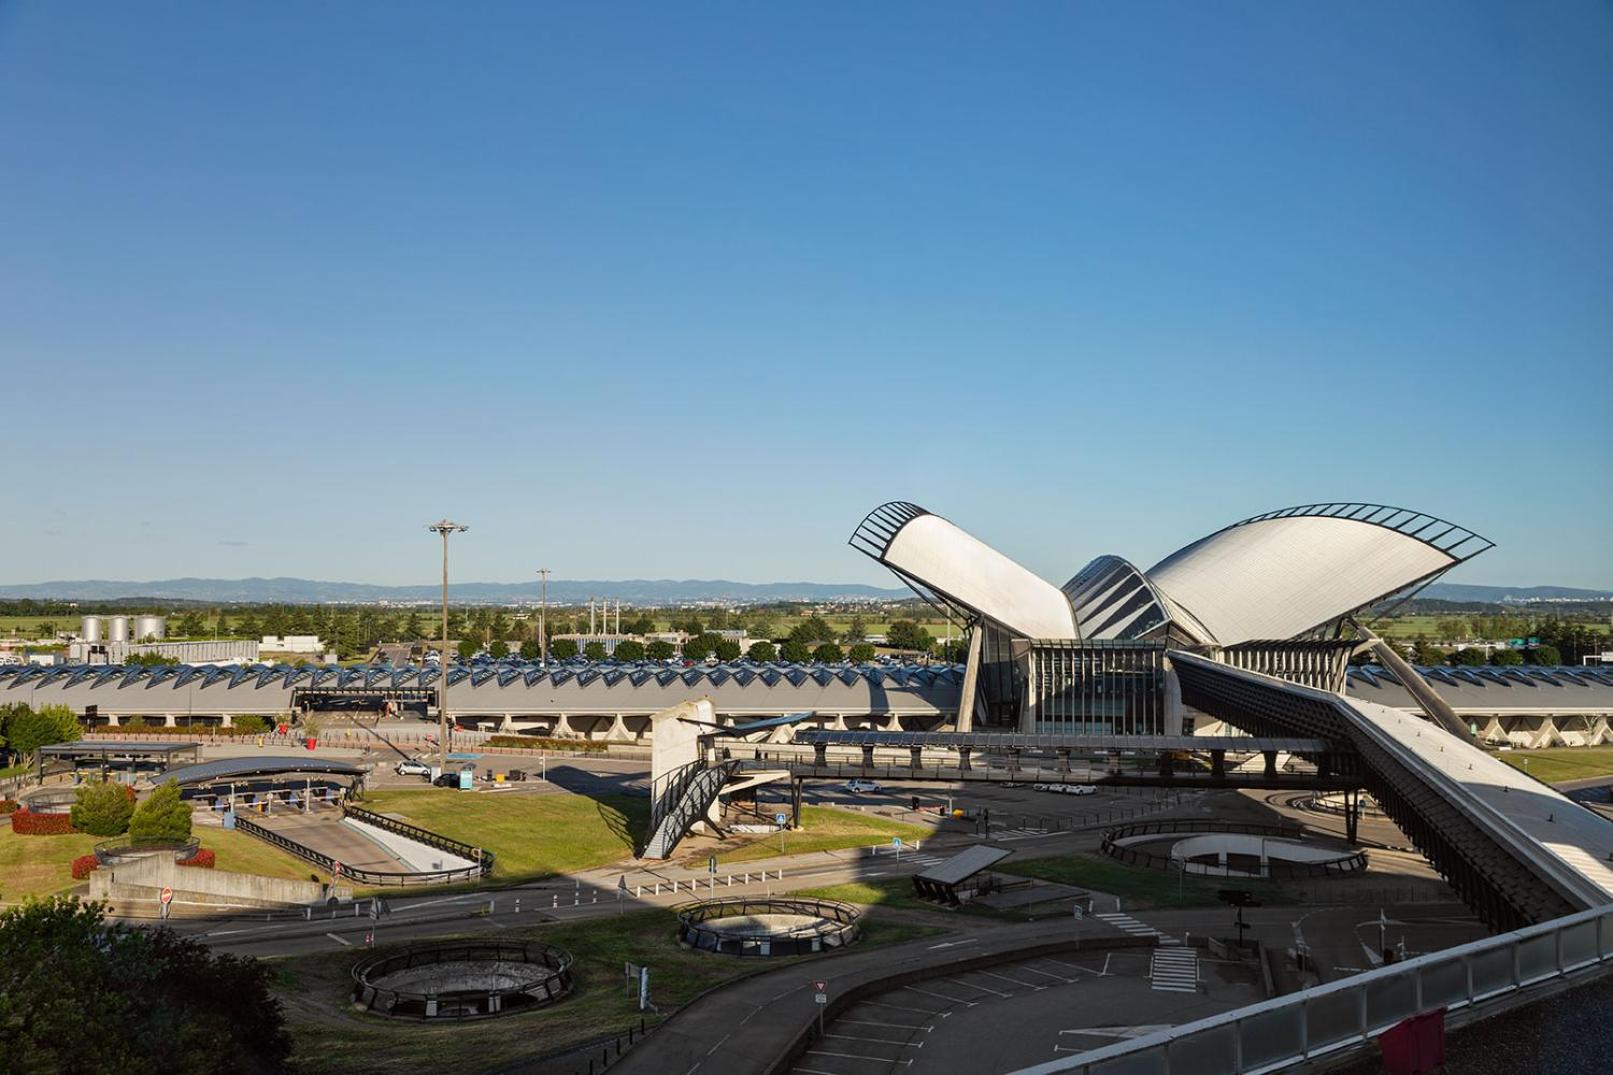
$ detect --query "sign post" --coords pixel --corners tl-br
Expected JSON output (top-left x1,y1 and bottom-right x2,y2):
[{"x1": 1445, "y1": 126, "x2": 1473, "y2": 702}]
[
  {"x1": 892, "y1": 835, "x2": 902, "y2": 861},
  {"x1": 618, "y1": 874, "x2": 627, "y2": 915},
  {"x1": 812, "y1": 979, "x2": 828, "y2": 1037},
  {"x1": 159, "y1": 886, "x2": 174, "y2": 921},
  {"x1": 775, "y1": 812, "x2": 788, "y2": 854}
]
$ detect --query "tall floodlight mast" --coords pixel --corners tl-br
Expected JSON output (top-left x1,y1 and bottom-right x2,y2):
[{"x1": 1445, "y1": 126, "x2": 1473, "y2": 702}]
[{"x1": 427, "y1": 519, "x2": 468, "y2": 775}]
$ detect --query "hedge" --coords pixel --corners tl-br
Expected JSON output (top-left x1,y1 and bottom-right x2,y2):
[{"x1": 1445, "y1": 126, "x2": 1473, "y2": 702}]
[
  {"x1": 71, "y1": 854, "x2": 100, "y2": 880},
  {"x1": 484, "y1": 735, "x2": 609, "y2": 753},
  {"x1": 178, "y1": 848, "x2": 216, "y2": 869},
  {"x1": 10, "y1": 808, "x2": 76, "y2": 835},
  {"x1": 95, "y1": 724, "x2": 263, "y2": 737}
]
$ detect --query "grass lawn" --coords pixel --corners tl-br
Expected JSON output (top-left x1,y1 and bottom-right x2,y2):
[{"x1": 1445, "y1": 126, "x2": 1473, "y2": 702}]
[
  {"x1": 273, "y1": 907, "x2": 941, "y2": 1074},
  {"x1": 206, "y1": 827, "x2": 319, "y2": 881},
  {"x1": 712, "y1": 805, "x2": 930, "y2": 865},
  {"x1": 996, "y1": 853, "x2": 1289, "y2": 910},
  {"x1": 1500, "y1": 747, "x2": 1613, "y2": 785},
  {"x1": 357, "y1": 788, "x2": 648, "y2": 884},
  {"x1": 0, "y1": 826, "x2": 99, "y2": 902}
]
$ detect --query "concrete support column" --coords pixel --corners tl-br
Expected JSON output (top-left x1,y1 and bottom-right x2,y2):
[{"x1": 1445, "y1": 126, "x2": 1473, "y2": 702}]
[
  {"x1": 909, "y1": 746, "x2": 923, "y2": 772},
  {"x1": 1056, "y1": 748, "x2": 1071, "y2": 773},
  {"x1": 955, "y1": 627, "x2": 984, "y2": 733},
  {"x1": 1210, "y1": 749, "x2": 1226, "y2": 780},
  {"x1": 220, "y1": 713, "x2": 232, "y2": 728},
  {"x1": 554, "y1": 714, "x2": 574, "y2": 738},
  {"x1": 813, "y1": 742, "x2": 827, "y2": 768},
  {"x1": 861, "y1": 744, "x2": 875, "y2": 773},
  {"x1": 831, "y1": 713, "x2": 847, "y2": 732},
  {"x1": 164, "y1": 713, "x2": 177, "y2": 728},
  {"x1": 1006, "y1": 748, "x2": 1022, "y2": 773},
  {"x1": 500, "y1": 714, "x2": 514, "y2": 732},
  {"x1": 106, "y1": 713, "x2": 121, "y2": 727},
  {"x1": 958, "y1": 746, "x2": 972, "y2": 771},
  {"x1": 1263, "y1": 750, "x2": 1278, "y2": 779},
  {"x1": 1157, "y1": 751, "x2": 1173, "y2": 779}
]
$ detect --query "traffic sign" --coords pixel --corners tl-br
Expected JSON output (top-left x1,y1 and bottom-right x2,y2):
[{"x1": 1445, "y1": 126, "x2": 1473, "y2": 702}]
[
  {"x1": 891, "y1": 836, "x2": 902, "y2": 848},
  {"x1": 708, "y1": 855, "x2": 718, "y2": 875},
  {"x1": 814, "y1": 993, "x2": 827, "y2": 1004},
  {"x1": 331, "y1": 860, "x2": 343, "y2": 879},
  {"x1": 159, "y1": 886, "x2": 173, "y2": 906},
  {"x1": 774, "y1": 812, "x2": 787, "y2": 828},
  {"x1": 813, "y1": 979, "x2": 826, "y2": 992}
]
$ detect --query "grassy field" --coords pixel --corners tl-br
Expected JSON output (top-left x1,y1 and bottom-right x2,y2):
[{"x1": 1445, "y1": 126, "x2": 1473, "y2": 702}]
[
  {"x1": 1370, "y1": 615, "x2": 1610, "y2": 642},
  {"x1": 357, "y1": 788, "x2": 649, "y2": 883},
  {"x1": 706, "y1": 805, "x2": 930, "y2": 865},
  {"x1": 0, "y1": 826, "x2": 99, "y2": 902},
  {"x1": 995, "y1": 852, "x2": 1289, "y2": 910},
  {"x1": 273, "y1": 907, "x2": 941, "y2": 1074},
  {"x1": 207, "y1": 827, "x2": 321, "y2": 881},
  {"x1": 1499, "y1": 747, "x2": 1613, "y2": 785}
]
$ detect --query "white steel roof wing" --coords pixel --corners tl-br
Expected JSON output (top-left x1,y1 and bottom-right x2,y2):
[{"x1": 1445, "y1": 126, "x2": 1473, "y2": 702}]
[{"x1": 1146, "y1": 513, "x2": 1466, "y2": 645}]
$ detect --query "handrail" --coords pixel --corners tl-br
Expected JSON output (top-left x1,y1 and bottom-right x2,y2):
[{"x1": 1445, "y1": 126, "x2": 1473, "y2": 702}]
[
  {"x1": 343, "y1": 803, "x2": 495, "y2": 875},
  {"x1": 351, "y1": 940, "x2": 574, "y2": 1019},
  {"x1": 1011, "y1": 899, "x2": 1613, "y2": 1073},
  {"x1": 233, "y1": 815, "x2": 490, "y2": 887}
]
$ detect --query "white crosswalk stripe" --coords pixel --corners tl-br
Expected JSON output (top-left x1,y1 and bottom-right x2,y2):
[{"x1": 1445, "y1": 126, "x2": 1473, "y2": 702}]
[
  {"x1": 1149, "y1": 947, "x2": 1199, "y2": 993},
  {"x1": 1094, "y1": 911, "x2": 1177, "y2": 943}
]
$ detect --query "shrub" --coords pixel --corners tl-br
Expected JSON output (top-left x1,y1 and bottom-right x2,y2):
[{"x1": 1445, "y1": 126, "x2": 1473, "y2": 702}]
[
  {"x1": 128, "y1": 780, "x2": 192, "y2": 843},
  {"x1": 847, "y1": 643, "x2": 877, "y2": 663},
  {"x1": 713, "y1": 640, "x2": 741, "y2": 662},
  {"x1": 747, "y1": 640, "x2": 777, "y2": 662},
  {"x1": 612, "y1": 640, "x2": 645, "y2": 662},
  {"x1": 0, "y1": 799, "x2": 17, "y2": 816},
  {"x1": 812, "y1": 642, "x2": 843, "y2": 663},
  {"x1": 178, "y1": 848, "x2": 216, "y2": 869},
  {"x1": 71, "y1": 854, "x2": 100, "y2": 880},
  {"x1": 70, "y1": 782, "x2": 136, "y2": 837},
  {"x1": 550, "y1": 638, "x2": 579, "y2": 660},
  {"x1": 232, "y1": 715, "x2": 268, "y2": 735},
  {"x1": 484, "y1": 735, "x2": 608, "y2": 753},
  {"x1": 10, "y1": 808, "x2": 76, "y2": 835},
  {"x1": 645, "y1": 639, "x2": 676, "y2": 661},
  {"x1": 778, "y1": 640, "x2": 810, "y2": 663}
]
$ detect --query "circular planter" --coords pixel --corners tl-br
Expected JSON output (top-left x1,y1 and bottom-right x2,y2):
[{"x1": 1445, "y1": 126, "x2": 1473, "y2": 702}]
[
  {"x1": 351, "y1": 941, "x2": 574, "y2": 1020},
  {"x1": 676, "y1": 896, "x2": 863, "y2": 957}
]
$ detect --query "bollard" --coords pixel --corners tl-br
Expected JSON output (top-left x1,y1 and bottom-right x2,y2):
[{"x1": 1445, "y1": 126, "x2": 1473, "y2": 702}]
[
  {"x1": 636, "y1": 885, "x2": 641, "y2": 898},
  {"x1": 515, "y1": 898, "x2": 520, "y2": 914},
  {"x1": 305, "y1": 907, "x2": 311, "y2": 921},
  {"x1": 553, "y1": 894, "x2": 559, "y2": 909}
]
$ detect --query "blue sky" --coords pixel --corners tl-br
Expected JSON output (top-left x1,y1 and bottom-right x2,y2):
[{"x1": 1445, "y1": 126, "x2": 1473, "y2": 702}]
[{"x1": 2, "y1": 2, "x2": 1609, "y2": 589}]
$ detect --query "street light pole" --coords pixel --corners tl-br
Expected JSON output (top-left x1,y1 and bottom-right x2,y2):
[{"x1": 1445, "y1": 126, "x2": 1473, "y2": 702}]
[
  {"x1": 428, "y1": 520, "x2": 468, "y2": 775},
  {"x1": 537, "y1": 568, "x2": 550, "y2": 668}
]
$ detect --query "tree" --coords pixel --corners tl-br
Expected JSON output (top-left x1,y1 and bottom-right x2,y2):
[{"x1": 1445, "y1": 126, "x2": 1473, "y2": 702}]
[
  {"x1": 681, "y1": 634, "x2": 714, "y2": 661},
  {"x1": 614, "y1": 640, "x2": 646, "y2": 662},
  {"x1": 747, "y1": 614, "x2": 775, "y2": 640},
  {"x1": 1, "y1": 703, "x2": 81, "y2": 764},
  {"x1": 779, "y1": 640, "x2": 810, "y2": 663},
  {"x1": 128, "y1": 780, "x2": 192, "y2": 843},
  {"x1": 214, "y1": 611, "x2": 231, "y2": 638},
  {"x1": 935, "y1": 638, "x2": 970, "y2": 663},
  {"x1": 173, "y1": 611, "x2": 205, "y2": 638},
  {"x1": 1451, "y1": 647, "x2": 1489, "y2": 667},
  {"x1": 843, "y1": 616, "x2": 867, "y2": 643},
  {"x1": 789, "y1": 616, "x2": 835, "y2": 645},
  {"x1": 747, "y1": 640, "x2": 778, "y2": 662},
  {"x1": 550, "y1": 638, "x2": 579, "y2": 660},
  {"x1": 1528, "y1": 643, "x2": 1563, "y2": 666},
  {"x1": 714, "y1": 640, "x2": 741, "y2": 662},
  {"x1": 583, "y1": 641, "x2": 607, "y2": 661},
  {"x1": 886, "y1": 620, "x2": 933, "y2": 652},
  {"x1": 519, "y1": 639, "x2": 543, "y2": 660},
  {"x1": 0, "y1": 896, "x2": 291, "y2": 1072},
  {"x1": 1490, "y1": 647, "x2": 1524, "y2": 667},
  {"x1": 646, "y1": 639, "x2": 676, "y2": 661},
  {"x1": 812, "y1": 642, "x2": 843, "y2": 663},
  {"x1": 457, "y1": 639, "x2": 477, "y2": 661},
  {"x1": 848, "y1": 643, "x2": 876, "y2": 663},
  {"x1": 70, "y1": 781, "x2": 135, "y2": 837},
  {"x1": 488, "y1": 639, "x2": 510, "y2": 660},
  {"x1": 36, "y1": 621, "x2": 57, "y2": 639}
]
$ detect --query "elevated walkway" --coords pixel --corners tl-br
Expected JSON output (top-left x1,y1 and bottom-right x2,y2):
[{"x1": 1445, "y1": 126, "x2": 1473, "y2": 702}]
[
  {"x1": 1169, "y1": 651, "x2": 1613, "y2": 930},
  {"x1": 642, "y1": 760, "x2": 736, "y2": 860}
]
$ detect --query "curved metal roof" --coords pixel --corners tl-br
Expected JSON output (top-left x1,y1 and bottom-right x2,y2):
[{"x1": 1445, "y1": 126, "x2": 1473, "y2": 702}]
[
  {"x1": 159, "y1": 755, "x2": 364, "y2": 786},
  {"x1": 1145, "y1": 504, "x2": 1492, "y2": 646},
  {"x1": 849, "y1": 501, "x2": 1079, "y2": 639}
]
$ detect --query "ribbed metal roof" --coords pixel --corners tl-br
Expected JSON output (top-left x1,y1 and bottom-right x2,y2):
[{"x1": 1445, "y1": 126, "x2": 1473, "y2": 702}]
[{"x1": 159, "y1": 755, "x2": 364, "y2": 786}]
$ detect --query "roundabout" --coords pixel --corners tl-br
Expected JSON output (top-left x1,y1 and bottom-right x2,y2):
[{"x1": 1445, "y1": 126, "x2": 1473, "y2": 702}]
[{"x1": 676, "y1": 896, "x2": 864, "y2": 956}]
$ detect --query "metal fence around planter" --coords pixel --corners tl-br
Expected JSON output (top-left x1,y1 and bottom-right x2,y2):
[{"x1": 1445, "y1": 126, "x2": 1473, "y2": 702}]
[
  {"x1": 232, "y1": 815, "x2": 493, "y2": 887},
  {"x1": 1100, "y1": 819, "x2": 1368, "y2": 880},
  {"x1": 351, "y1": 940, "x2": 574, "y2": 1020},
  {"x1": 92, "y1": 835, "x2": 202, "y2": 866},
  {"x1": 676, "y1": 896, "x2": 863, "y2": 956}
]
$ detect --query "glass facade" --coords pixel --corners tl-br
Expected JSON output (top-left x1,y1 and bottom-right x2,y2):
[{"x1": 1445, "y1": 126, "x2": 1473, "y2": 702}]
[{"x1": 1022, "y1": 639, "x2": 1168, "y2": 735}]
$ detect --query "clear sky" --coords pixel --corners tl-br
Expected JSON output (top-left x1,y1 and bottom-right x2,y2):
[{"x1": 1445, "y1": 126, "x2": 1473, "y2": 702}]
[{"x1": 2, "y1": 2, "x2": 1609, "y2": 590}]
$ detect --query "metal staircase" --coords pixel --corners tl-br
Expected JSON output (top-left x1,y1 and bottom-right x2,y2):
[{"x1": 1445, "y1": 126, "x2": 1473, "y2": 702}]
[{"x1": 641, "y1": 759, "x2": 736, "y2": 860}]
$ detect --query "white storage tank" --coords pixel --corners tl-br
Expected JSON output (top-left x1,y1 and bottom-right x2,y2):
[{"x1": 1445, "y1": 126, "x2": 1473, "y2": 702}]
[
  {"x1": 80, "y1": 616, "x2": 103, "y2": 643},
  {"x1": 133, "y1": 615, "x2": 166, "y2": 641},
  {"x1": 107, "y1": 616, "x2": 131, "y2": 643}
]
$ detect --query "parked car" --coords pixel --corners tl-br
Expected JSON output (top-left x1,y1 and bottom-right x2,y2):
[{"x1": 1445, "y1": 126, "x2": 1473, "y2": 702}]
[
  {"x1": 1032, "y1": 783, "x2": 1050, "y2": 792},
  {"x1": 395, "y1": 758, "x2": 431, "y2": 777},
  {"x1": 844, "y1": 779, "x2": 881, "y2": 794},
  {"x1": 1068, "y1": 785, "x2": 1096, "y2": 796}
]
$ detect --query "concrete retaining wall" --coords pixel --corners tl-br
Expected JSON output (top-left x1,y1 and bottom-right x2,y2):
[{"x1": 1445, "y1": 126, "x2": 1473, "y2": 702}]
[{"x1": 89, "y1": 853, "x2": 344, "y2": 908}]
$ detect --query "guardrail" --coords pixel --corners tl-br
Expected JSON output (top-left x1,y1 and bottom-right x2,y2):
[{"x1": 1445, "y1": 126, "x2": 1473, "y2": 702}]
[
  {"x1": 233, "y1": 814, "x2": 492, "y2": 887},
  {"x1": 1099, "y1": 819, "x2": 1367, "y2": 880},
  {"x1": 1012, "y1": 903, "x2": 1613, "y2": 1075},
  {"x1": 351, "y1": 940, "x2": 574, "y2": 1019},
  {"x1": 343, "y1": 804, "x2": 494, "y2": 876},
  {"x1": 676, "y1": 896, "x2": 863, "y2": 956}
]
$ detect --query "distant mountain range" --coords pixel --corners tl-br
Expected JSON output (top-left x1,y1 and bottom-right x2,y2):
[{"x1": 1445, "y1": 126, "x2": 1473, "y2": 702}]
[
  {"x1": 0, "y1": 576, "x2": 1605, "y2": 606},
  {"x1": 1417, "y1": 583, "x2": 1613, "y2": 603},
  {"x1": 0, "y1": 577, "x2": 911, "y2": 604}
]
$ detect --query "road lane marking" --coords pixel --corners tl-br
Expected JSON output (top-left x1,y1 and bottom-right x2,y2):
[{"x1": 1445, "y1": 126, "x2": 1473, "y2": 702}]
[
  {"x1": 980, "y1": 969, "x2": 1042, "y2": 991},
  {"x1": 807, "y1": 1051, "x2": 913, "y2": 1066},
  {"x1": 825, "y1": 1033, "x2": 922, "y2": 1047},
  {"x1": 837, "y1": 1020, "x2": 933, "y2": 1032},
  {"x1": 326, "y1": 932, "x2": 353, "y2": 946},
  {"x1": 1017, "y1": 964, "x2": 1076, "y2": 983},
  {"x1": 946, "y1": 976, "x2": 1009, "y2": 998},
  {"x1": 901, "y1": 985, "x2": 976, "y2": 1007},
  {"x1": 926, "y1": 938, "x2": 980, "y2": 950},
  {"x1": 860, "y1": 999, "x2": 946, "y2": 1015}
]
